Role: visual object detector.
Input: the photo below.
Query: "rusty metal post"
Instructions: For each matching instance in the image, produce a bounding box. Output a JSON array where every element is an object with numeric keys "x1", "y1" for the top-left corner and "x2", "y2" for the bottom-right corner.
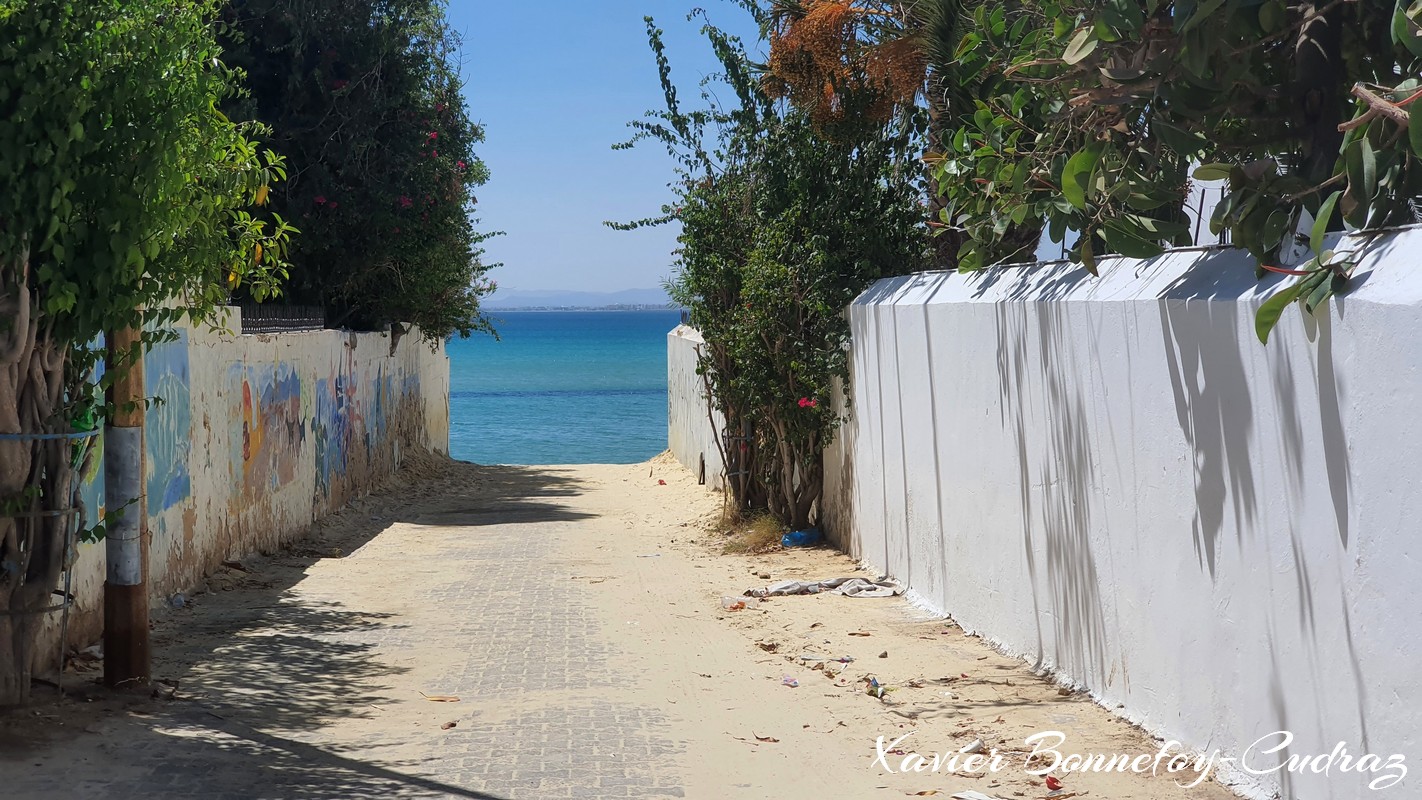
[{"x1": 104, "y1": 326, "x2": 149, "y2": 688}]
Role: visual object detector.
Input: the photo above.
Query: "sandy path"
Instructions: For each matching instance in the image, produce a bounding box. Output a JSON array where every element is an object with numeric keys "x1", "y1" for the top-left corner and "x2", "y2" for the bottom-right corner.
[{"x1": 0, "y1": 455, "x2": 1240, "y2": 800}]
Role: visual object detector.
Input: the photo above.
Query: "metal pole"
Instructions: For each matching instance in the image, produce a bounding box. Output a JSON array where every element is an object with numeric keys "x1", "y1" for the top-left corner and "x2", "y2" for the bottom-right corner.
[{"x1": 104, "y1": 326, "x2": 148, "y2": 688}]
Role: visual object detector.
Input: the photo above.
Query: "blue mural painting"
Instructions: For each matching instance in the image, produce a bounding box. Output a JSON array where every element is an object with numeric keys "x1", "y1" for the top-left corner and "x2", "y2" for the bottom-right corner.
[{"x1": 146, "y1": 331, "x2": 192, "y2": 516}]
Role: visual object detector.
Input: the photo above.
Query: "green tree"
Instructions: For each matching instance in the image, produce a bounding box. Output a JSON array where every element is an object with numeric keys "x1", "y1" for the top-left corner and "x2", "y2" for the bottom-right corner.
[
  {"x1": 618, "y1": 13, "x2": 927, "y2": 529},
  {"x1": 220, "y1": 0, "x2": 496, "y2": 341},
  {"x1": 927, "y1": 1, "x2": 1422, "y2": 340},
  {"x1": 0, "y1": 0, "x2": 291, "y2": 705}
]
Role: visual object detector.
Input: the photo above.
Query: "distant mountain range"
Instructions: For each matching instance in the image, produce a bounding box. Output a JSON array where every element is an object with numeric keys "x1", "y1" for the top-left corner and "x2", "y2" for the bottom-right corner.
[{"x1": 484, "y1": 287, "x2": 674, "y2": 310}]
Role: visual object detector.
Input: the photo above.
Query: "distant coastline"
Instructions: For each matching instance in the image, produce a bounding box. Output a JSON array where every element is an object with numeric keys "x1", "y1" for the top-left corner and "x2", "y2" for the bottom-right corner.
[
  {"x1": 483, "y1": 304, "x2": 679, "y2": 313},
  {"x1": 483, "y1": 287, "x2": 673, "y2": 311}
]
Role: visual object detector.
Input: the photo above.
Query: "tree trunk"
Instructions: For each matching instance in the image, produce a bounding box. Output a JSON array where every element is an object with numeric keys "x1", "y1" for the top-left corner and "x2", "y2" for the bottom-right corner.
[{"x1": 0, "y1": 250, "x2": 72, "y2": 706}]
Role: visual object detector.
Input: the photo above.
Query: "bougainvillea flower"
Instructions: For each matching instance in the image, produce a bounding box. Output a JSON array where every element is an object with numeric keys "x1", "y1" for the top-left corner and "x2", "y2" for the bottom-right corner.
[
  {"x1": 398, "y1": 195, "x2": 413, "y2": 209},
  {"x1": 428, "y1": 131, "x2": 438, "y2": 140},
  {"x1": 314, "y1": 195, "x2": 327, "y2": 205}
]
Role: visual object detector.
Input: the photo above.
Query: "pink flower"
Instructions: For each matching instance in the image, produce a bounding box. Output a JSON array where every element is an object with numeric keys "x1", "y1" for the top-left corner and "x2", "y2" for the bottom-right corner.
[
  {"x1": 431, "y1": 150, "x2": 438, "y2": 158},
  {"x1": 314, "y1": 195, "x2": 327, "y2": 205},
  {"x1": 798, "y1": 397, "x2": 818, "y2": 409},
  {"x1": 456, "y1": 160, "x2": 466, "y2": 170},
  {"x1": 398, "y1": 195, "x2": 413, "y2": 209},
  {"x1": 428, "y1": 131, "x2": 439, "y2": 140}
]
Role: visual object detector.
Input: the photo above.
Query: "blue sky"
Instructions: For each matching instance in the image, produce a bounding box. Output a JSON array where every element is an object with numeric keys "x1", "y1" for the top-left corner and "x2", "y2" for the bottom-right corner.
[{"x1": 449, "y1": 2, "x2": 763, "y2": 293}]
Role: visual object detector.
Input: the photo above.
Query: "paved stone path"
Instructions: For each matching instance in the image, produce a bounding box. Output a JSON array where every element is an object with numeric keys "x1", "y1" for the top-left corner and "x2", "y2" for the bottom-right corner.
[{"x1": 0, "y1": 459, "x2": 1242, "y2": 800}]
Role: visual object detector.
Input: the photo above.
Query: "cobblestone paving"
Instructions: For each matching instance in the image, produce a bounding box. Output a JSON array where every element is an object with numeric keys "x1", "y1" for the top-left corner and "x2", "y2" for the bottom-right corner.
[{"x1": 0, "y1": 468, "x2": 684, "y2": 800}]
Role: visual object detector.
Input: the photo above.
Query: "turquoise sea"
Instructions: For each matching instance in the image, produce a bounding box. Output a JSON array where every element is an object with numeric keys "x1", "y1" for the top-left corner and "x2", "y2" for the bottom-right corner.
[{"x1": 447, "y1": 310, "x2": 682, "y2": 465}]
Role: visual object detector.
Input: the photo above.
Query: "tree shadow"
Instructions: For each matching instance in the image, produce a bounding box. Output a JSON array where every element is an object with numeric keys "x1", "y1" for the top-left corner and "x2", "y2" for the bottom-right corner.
[{"x1": 1, "y1": 458, "x2": 593, "y2": 799}]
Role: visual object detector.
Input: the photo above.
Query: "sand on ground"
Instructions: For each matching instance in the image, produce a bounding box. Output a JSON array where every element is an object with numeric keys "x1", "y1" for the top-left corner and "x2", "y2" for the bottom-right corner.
[{"x1": 0, "y1": 454, "x2": 1242, "y2": 800}]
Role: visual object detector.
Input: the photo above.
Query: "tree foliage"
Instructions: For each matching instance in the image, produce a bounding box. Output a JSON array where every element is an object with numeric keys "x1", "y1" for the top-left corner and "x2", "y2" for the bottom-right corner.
[
  {"x1": 0, "y1": 0, "x2": 291, "y2": 704},
  {"x1": 762, "y1": 2, "x2": 1422, "y2": 341},
  {"x1": 929, "y1": 0, "x2": 1422, "y2": 339},
  {"x1": 220, "y1": 0, "x2": 496, "y2": 340},
  {"x1": 617, "y1": 13, "x2": 927, "y2": 529}
]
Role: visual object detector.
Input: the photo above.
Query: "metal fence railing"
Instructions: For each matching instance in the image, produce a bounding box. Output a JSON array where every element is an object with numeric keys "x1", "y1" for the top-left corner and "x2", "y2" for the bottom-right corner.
[{"x1": 239, "y1": 305, "x2": 326, "y2": 334}]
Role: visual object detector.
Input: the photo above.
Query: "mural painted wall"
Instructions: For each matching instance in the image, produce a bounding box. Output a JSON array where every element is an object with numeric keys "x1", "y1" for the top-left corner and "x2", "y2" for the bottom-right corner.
[{"x1": 38, "y1": 313, "x2": 449, "y2": 666}]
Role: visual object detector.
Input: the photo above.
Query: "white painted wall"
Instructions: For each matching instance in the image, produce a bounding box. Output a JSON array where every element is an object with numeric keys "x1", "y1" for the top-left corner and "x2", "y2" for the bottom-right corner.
[
  {"x1": 667, "y1": 325, "x2": 725, "y2": 490},
  {"x1": 830, "y1": 229, "x2": 1422, "y2": 800}
]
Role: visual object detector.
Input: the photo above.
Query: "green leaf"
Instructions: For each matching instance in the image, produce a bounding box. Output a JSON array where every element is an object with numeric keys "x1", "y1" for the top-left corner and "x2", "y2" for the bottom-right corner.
[
  {"x1": 1126, "y1": 215, "x2": 1192, "y2": 239},
  {"x1": 1304, "y1": 271, "x2": 1336, "y2": 314},
  {"x1": 1062, "y1": 144, "x2": 1102, "y2": 210},
  {"x1": 1343, "y1": 139, "x2": 1372, "y2": 227},
  {"x1": 1063, "y1": 28, "x2": 1099, "y2": 65},
  {"x1": 1079, "y1": 234, "x2": 1098, "y2": 275},
  {"x1": 1102, "y1": 220, "x2": 1165, "y2": 258},
  {"x1": 1192, "y1": 163, "x2": 1233, "y2": 181},
  {"x1": 1310, "y1": 190, "x2": 1342, "y2": 253},
  {"x1": 1395, "y1": 0, "x2": 1422, "y2": 58},
  {"x1": 1360, "y1": 136, "x2": 1377, "y2": 202},
  {"x1": 1255, "y1": 280, "x2": 1307, "y2": 344},
  {"x1": 1154, "y1": 120, "x2": 1207, "y2": 157},
  {"x1": 1261, "y1": 207, "x2": 1292, "y2": 252}
]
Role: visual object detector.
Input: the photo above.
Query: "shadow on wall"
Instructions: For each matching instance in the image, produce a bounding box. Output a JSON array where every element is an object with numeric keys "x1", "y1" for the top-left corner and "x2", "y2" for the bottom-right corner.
[
  {"x1": 8, "y1": 460, "x2": 588, "y2": 799},
  {"x1": 993, "y1": 290, "x2": 1110, "y2": 686},
  {"x1": 1157, "y1": 259, "x2": 1261, "y2": 579}
]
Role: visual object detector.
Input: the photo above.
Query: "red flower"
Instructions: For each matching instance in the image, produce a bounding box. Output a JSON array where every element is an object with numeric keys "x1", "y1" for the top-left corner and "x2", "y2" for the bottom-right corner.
[
  {"x1": 398, "y1": 195, "x2": 413, "y2": 209},
  {"x1": 456, "y1": 160, "x2": 467, "y2": 170},
  {"x1": 314, "y1": 195, "x2": 327, "y2": 205},
  {"x1": 428, "y1": 131, "x2": 438, "y2": 140},
  {"x1": 431, "y1": 150, "x2": 438, "y2": 158},
  {"x1": 798, "y1": 397, "x2": 819, "y2": 409}
]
